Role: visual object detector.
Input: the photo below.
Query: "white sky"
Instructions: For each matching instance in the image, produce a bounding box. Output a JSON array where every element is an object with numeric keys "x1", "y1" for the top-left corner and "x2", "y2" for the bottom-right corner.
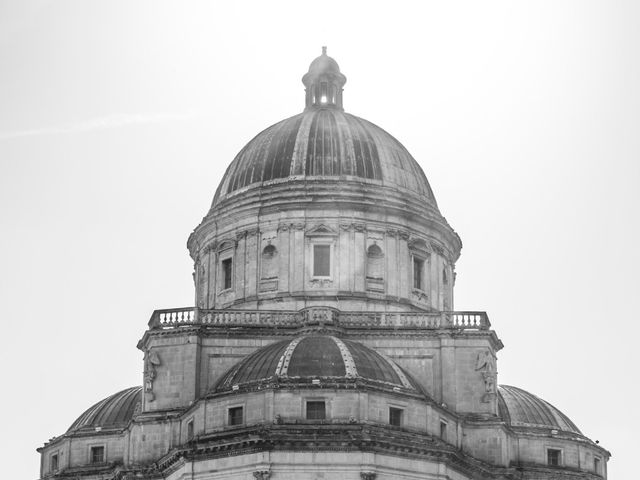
[{"x1": 1, "y1": 1, "x2": 638, "y2": 478}]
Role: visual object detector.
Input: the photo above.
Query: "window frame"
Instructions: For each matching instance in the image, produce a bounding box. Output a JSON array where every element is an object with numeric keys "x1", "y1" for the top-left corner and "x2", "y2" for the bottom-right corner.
[
  {"x1": 594, "y1": 456, "x2": 602, "y2": 474},
  {"x1": 227, "y1": 405, "x2": 244, "y2": 426},
  {"x1": 186, "y1": 418, "x2": 194, "y2": 440},
  {"x1": 89, "y1": 444, "x2": 105, "y2": 464},
  {"x1": 305, "y1": 400, "x2": 327, "y2": 420},
  {"x1": 412, "y1": 255, "x2": 425, "y2": 291},
  {"x1": 388, "y1": 406, "x2": 404, "y2": 427},
  {"x1": 50, "y1": 452, "x2": 59, "y2": 472},
  {"x1": 218, "y1": 248, "x2": 234, "y2": 292},
  {"x1": 546, "y1": 447, "x2": 563, "y2": 466},
  {"x1": 311, "y1": 243, "x2": 333, "y2": 279},
  {"x1": 439, "y1": 419, "x2": 448, "y2": 441}
]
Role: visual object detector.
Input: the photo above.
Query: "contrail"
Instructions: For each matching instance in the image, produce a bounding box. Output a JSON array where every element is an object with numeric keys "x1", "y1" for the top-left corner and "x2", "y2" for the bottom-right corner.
[{"x1": 0, "y1": 111, "x2": 195, "y2": 140}]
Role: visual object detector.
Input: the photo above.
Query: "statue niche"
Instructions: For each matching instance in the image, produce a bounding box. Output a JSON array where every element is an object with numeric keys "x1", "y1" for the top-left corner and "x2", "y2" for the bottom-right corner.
[{"x1": 259, "y1": 244, "x2": 278, "y2": 292}]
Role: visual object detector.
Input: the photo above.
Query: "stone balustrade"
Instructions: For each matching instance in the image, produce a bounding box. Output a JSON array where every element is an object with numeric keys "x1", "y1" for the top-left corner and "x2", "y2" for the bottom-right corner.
[{"x1": 148, "y1": 307, "x2": 490, "y2": 331}]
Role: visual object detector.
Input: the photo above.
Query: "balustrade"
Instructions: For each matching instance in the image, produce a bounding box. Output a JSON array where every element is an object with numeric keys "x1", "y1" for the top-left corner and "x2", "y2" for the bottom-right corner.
[{"x1": 148, "y1": 307, "x2": 489, "y2": 330}]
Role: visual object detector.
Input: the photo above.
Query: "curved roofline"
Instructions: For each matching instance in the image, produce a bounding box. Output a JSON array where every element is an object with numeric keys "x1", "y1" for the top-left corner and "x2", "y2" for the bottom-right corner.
[
  {"x1": 212, "y1": 335, "x2": 429, "y2": 398},
  {"x1": 210, "y1": 109, "x2": 440, "y2": 210},
  {"x1": 67, "y1": 386, "x2": 142, "y2": 433},
  {"x1": 497, "y1": 384, "x2": 582, "y2": 435}
]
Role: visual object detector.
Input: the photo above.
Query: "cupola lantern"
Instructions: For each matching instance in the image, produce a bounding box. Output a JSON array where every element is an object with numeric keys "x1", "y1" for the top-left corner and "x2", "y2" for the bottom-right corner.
[{"x1": 302, "y1": 46, "x2": 347, "y2": 109}]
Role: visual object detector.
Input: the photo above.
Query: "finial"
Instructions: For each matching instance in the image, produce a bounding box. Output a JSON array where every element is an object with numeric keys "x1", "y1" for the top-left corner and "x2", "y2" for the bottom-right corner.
[{"x1": 322, "y1": 46, "x2": 327, "y2": 55}]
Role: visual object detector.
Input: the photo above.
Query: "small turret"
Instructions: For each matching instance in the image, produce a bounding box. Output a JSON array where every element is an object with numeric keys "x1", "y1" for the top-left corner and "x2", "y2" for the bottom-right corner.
[{"x1": 302, "y1": 46, "x2": 347, "y2": 109}]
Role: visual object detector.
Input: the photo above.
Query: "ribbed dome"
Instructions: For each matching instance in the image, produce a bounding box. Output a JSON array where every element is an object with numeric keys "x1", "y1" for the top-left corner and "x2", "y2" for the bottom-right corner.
[
  {"x1": 214, "y1": 335, "x2": 424, "y2": 394},
  {"x1": 67, "y1": 387, "x2": 141, "y2": 433},
  {"x1": 498, "y1": 385, "x2": 581, "y2": 434},
  {"x1": 212, "y1": 109, "x2": 437, "y2": 207}
]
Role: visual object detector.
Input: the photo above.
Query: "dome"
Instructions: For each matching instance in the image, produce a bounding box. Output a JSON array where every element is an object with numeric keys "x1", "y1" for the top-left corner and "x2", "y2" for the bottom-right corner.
[
  {"x1": 304, "y1": 46, "x2": 342, "y2": 77},
  {"x1": 212, "y1": 108, "x2": 437, "y2": 207},
  {"x1": 498, "y1": 385, "x2": 582, "y2": 434},
  {"x1": 67, "y1": 386, "x2": 141, "y2": 433},
  {"x1": 214, "y1": 335, "x2": 425, "y2": 395}
]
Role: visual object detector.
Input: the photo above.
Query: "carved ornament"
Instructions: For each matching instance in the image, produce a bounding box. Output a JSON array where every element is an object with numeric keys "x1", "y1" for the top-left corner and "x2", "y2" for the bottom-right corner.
[
  {"x1": 305, "y1": 224, "x2": 337, "y2": 236},
  {"x1": 430, "y1": 242, "x2": 445, "y2": 256},
  {"x1": 144, "y1": 349, "x2": 161, "y2": 402},
  {"x1": 309, "y1": 278, "x2": 333, "y2": 288},
  {"x1": 367, "y1": 230, "x2": 384, "y2": 241},
  {"x1": 475, "y1": 350, "x2": 497, "y2": 403}
]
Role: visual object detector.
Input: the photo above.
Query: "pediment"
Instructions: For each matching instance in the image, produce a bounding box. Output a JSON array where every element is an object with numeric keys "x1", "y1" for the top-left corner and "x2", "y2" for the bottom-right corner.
[{"x1": 305, "y1": 224, "x2": 338, "y2": 237}]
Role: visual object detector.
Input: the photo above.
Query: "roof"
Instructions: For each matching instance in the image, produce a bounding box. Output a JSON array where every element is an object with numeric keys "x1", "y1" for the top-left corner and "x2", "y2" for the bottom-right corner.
[
  {"x1": 214, "y1": 335, "x2": 425, "y2": 395},
  {"x1": 498, "y1": 385, "x2": 582, "y2": 434},
  {"x1": 211, "y1": 108, "x2": 437, "y2": 208},
  {"x1": 67, "y1": 386, "x2": 141, "y2": 433}
]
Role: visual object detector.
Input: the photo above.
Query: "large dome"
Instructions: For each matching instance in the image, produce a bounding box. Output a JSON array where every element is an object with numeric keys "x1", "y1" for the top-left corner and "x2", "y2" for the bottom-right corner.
[
  {"x1": 210, "y1": 47, "x2": 438, "y2": 210},
  {"x1": 213, "y1": 335, "x2": 426, "y2": 396},
  {"x1": 212, "y1": 109, "x2": 437, "y2": 208}
]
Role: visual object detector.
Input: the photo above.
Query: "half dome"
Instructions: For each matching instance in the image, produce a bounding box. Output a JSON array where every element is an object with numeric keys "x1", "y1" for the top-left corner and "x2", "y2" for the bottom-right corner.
[
  {"x1": 498, "y1": 385, "x2": 581, "y2": 434},
  {"x1": 214, "y1": 335, "x2": 425, "y2": 395},
  {"x1": 212, "y1": 109, "x2": 437, "y2": 208},
  {"x1": 67, "y1": 386, "x2": 141, "y2": 433}
]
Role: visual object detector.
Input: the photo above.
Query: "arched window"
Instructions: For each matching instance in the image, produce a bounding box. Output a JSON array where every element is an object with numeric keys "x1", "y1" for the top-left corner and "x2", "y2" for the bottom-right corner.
[
  {"x1": 261, "y1": 244, "x2": 278, "y2": 280},
  {"x1": 366, "y1": 244, "x2": 384, "y2": 292}
]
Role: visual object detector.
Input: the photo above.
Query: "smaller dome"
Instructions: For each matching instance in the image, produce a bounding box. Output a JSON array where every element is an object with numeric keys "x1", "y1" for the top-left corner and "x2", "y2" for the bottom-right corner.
[
  {"x1": 214, "y1": 335, "x2": 424, "y2": 395},
  {"x1": 67, "y1": 387, "x2": 141, "y2": 433},
  {"x1": 306, "y1": 46, "x2": 341, "y2": 76},
  {"x1": 498, "y1": 385, "x2": 581, "y2": 434}
]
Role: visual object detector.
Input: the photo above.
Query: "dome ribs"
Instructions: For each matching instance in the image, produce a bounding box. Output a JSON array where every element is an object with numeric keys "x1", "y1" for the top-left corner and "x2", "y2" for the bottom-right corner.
[
  {"x1": 67, "y1": 387, "x2": 142, "y2": 433},
  {"x1": 262, "y1": 116, "x2": 302, "y2": 182},
  {"x1": 497, "y1": 385, "x2": 582, "y2": 434},
  {"x1": 348, "y1": 116, "x2": 382, "y2": 181},
  {"x1": 287, "y1": 336, "x2": 346, "y2": 377},
  {"x1": 346, "y1": 340, "x2": 399, "y2": 385},
  {"x1": 305, "y1": 110, "x2": 321, "y2": 176},
  {"x1": 211, "y1": 336, "x2": 422, "y2": 395},
  {"x1": 233, "y1": 340, "x2": 289, "y2": 385},
  {"x1": 216, "y1": 110, "x2": 437, "y2": 209}
]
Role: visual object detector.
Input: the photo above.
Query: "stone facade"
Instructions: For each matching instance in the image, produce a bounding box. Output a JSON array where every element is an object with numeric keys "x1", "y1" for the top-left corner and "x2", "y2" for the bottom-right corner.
[{"x1": 37, "y1": 49, "x2": 609, "y2": 480}]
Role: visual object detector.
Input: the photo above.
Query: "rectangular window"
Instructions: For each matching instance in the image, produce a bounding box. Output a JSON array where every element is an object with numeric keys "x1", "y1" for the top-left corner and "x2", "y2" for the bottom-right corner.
[
  {"x1": 306, "y1": 401, "x2": 326, "y2": 420},
  {"x1": 90, "y1": 446, "x2": 104, "y2": 464},
  {"x1": 547, "y1": 448, "x2": 562, "y2": 466},
  {"x1": 222, "y1": 258, "x2": 232, "y2": 290},
  {"x1": 594, "y1": 457, "x2": 601, "y2": 474},
  {"x1": 413, "y1": 257, "x2": 424, "y2": 290},
  {"x1": 50, "y1": 453, "x2": 58, "y2": 472},
  {"x1": 440, "y1": 420, "x2": 448, "y2": 441},
  {"x1": 228, "y1": 406, "x2": 244, "y2": 426},
  {"x1": 389, "y1": 407, "x2": 403, "y2": 426},
  {"x1": 186, "y1": 419, "x2": 194, "y2": 440},
  {"x1": 313, "y1": 244, "x2": 331, "y2": 277}
]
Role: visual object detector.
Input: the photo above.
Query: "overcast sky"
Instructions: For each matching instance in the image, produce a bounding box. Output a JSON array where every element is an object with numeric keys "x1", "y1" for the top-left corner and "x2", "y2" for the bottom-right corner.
[{"x1": 1, "y1": 1, "x2": 638, "y2": 478}]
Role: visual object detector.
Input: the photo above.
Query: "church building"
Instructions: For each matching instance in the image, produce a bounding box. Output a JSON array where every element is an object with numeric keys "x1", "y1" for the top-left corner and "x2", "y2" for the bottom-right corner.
[{"x1": 38, "y1": 49, "x2": 609, "y2": 480}]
